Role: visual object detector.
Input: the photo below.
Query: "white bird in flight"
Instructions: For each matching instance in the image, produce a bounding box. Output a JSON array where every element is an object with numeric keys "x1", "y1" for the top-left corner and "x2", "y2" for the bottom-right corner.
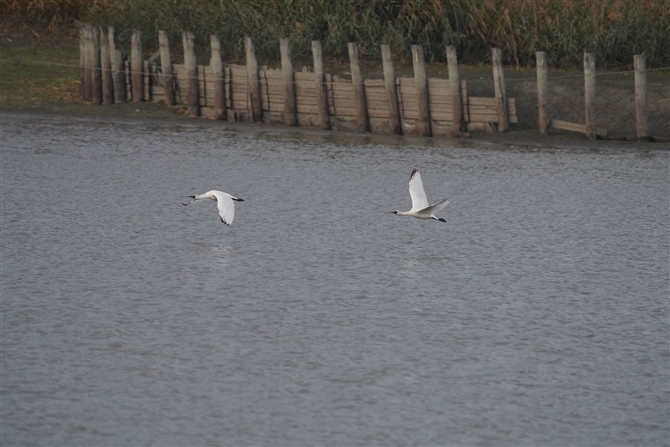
[
  {"x1": 392, "y1": 168, "x2": 449, "y2": 222},
  {"x1": 183, "y1": 190, "x2": 244, "y2": 225}
]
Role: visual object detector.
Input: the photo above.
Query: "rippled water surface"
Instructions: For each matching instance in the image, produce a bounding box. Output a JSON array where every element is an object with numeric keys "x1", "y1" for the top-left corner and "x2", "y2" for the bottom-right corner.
[{"x1": 2, "y1": 112, "x2": 668, "y2": 446}]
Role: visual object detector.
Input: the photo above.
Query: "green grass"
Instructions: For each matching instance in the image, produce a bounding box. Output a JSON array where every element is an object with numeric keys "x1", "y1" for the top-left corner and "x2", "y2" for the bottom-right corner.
[
  {"x1": 1, "y1": 39, "x2": 81, "y2": 106},
  {"x1": 3, "y1": 0, "x2": 669, "y2": 69},
  {"x1": 84, "y1": 0, "x2": 670, "y2": 69}
]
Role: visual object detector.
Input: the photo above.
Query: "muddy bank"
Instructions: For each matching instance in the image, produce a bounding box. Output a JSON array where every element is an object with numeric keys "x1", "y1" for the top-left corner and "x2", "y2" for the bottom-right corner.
[
  {"x1": 43, "y1": 68, "x2": 670, "y2": 145},
  {"x1": 2, "y1": 24, "x2": 668, "y2": 145},
  {"x1": 3, "y1": 98, "x2": 666, "y2": 154},
  {"x1": 2, "y1": 35, "x2": 667, "y2": 149}
]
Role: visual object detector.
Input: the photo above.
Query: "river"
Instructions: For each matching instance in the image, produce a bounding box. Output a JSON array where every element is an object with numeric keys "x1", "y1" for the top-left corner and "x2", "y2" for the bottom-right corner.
[{"x1": 1, "y1": 112, "x2": 668, "y2": 445}]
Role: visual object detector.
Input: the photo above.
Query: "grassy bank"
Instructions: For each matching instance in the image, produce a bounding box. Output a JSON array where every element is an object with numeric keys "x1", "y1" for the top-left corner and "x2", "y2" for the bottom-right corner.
[
  {"x1": 2, "y1": 0, "x2": 669, "y2": 68},
  {"x1": 3, "y1": 31, "x2": 668, "y2": 142},
  {"x1": 0, "y1": 39, "x2": 80, "y2": 107},
  {"x1": 0, "y1": 34, "x2": 186, "y2": 120}
]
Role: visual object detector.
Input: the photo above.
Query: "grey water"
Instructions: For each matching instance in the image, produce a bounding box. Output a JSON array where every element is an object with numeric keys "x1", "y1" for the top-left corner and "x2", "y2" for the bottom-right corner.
[{"x1": 1, "y1": 112, "x2": 668, "y2": 446}]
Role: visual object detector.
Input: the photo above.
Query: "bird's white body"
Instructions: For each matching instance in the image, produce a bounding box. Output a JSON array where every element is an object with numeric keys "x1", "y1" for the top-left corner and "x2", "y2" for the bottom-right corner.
[
  {"x1": 393, "y1": 169, "x2": 449, "y2": 222},
  {"x1": 183, "y1": 190, "x2": 244, "y2": 225}
]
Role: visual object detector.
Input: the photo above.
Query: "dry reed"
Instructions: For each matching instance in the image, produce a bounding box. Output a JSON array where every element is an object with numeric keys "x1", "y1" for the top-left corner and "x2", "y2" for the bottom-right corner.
[{"x1": 3, "y1": 0, "x2": 669, "y2": 68}]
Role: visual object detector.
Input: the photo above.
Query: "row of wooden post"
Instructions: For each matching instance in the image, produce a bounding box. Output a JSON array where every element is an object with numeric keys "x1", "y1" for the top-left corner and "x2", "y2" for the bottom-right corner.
[
  {"x1": 80, "y1": 23, "x2": 476, "y2": 137},
  {"x1": 536, "y1": 51, "x2": 651, "y2": 141},
  {"x1": 80, "y1": 23, "x2": 652, "y2": 141},
  {"x1": 80, "y1": 24, "x2": 125, "y2": 104}
]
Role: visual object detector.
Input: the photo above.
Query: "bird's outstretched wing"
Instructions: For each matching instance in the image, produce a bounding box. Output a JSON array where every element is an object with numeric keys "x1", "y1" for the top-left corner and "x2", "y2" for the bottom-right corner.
[
  {"x1": 424, "y1": 197, "x2": 449, "y2": 214},
  {"x1": 408, "y1": 168, "x2": 429, "y2": 211},
  {"x1": 214, "y1": 193, "x2": 235, "y2": 225}
]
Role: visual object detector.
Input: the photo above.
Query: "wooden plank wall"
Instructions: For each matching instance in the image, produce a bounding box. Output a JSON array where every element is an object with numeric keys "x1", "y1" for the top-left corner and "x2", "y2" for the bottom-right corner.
[
  {"x1": 81, "y1": 27, "x2": 659, "y2": 141},
  {"x1": 128, "y1": 55, "x2": 519, "y2": 136}
]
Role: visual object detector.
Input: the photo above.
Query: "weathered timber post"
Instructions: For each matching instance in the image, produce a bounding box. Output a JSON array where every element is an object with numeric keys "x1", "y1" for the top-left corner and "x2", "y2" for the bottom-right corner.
[
  {"x1": 130, "y1": 30, "x2": 143, "y2": 102},
  {"x1": 491, "y1": 47, "x2": 508, "y2": 131},
  {"x1": 84, "y1": 24, "x2": 95, "y2": 102},
  {"x1": 634, "y1": 54, "x2": 649, "y2": 141},
  {"x1": 182, "y1": 31, "x2": 200, "y2": 116},
  {"x1": 143, "y1": 60, "x2": 151, "y2": 100},
  {"x1": 584, "y1": 52, "x2": 596, "y2": 140},
  {"x1": 81, "y1": 24, "x2": 92, "y2": 101},
  {"x1": 108, "y1": 27, "x2": 126, "y2": 103},
  {"x1": 81, "y1": 23, "x2": 97, "y2": 102},
  {"x1": 412, "y1": 44, "x2": 431, "y2": 137},
  {"x1": 79, "y1": 25, "x2": 86, "y2": 100},
  {"x1": 158, "y1": 30, "x2": 176, "y2": 106},
  {"x1": 244, "y1": 37, "x2": 262, "y2": 122},
  {"x1": 99, "y1": 26, "x2": 113, "y2": 105},
  {"x1": 446, "y1": 46, "x2": 463, "y2": 136},
  {"x1": 89, "y1": 25, "x2": 102, "y2": 104},
  {"x1": 85, "y1": 24, "x2": 96, "y2": 102},
  {"x1": 381, "y1": 44, "x2": 401, "y2": 135},
  {"x1": 280, "y1": 38, "x2": 297, "y2": 126},
  {"x1": 311, "y1": 40, "x2": 330, "y2": 130},
  {"x1": 536, "y1": 51, "x2": 550, "y2": 135},
  {"x1": 210, "y1": 35, "x2": 225, "y2": 120},
  {"x1": 348, "y1": 42, "x2": 369, "y2": 133},
  {"x1": 461, "y1": 79, "x2": 469, "y2": 123},
  {"x1": 124, "y1": 59, "x2": 131, "y2": 99},
  {"x1": 80, "y1": 24, "x2": 98, "y2": 103}
]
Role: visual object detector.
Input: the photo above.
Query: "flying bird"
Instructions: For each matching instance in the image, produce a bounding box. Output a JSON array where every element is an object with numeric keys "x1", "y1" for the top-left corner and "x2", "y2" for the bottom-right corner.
[
  {"x1": 183, "y1": 190, "x2": 244, "y2": 225},
  {"x1": 392, "y1": 168, "x2": 449, "y2": 222}
]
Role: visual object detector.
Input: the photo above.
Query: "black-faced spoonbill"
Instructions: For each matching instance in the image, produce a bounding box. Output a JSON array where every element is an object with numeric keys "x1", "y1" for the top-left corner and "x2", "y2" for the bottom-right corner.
[
  {"x1": 183, "y1": 190, "x2": 244, "y2": 225},
  {"x1": 392, "y1": 168, "x2": 449, "y2": 222}
]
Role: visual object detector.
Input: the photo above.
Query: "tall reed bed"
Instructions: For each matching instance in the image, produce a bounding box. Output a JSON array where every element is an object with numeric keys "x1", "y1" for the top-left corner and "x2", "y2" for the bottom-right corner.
[
  {"x1": 1, "y1": 0, "x2": 111, "y2": 30},
  {"x1": 4, "y1": 0, "x2": 669, "y2": 68}
]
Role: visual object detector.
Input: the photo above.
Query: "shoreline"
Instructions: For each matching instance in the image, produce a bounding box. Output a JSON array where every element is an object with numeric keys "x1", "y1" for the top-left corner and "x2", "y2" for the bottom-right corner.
[
  {"x1": 2, "y1": 32, "x2": 667, "y2": 150},
  {"x1": 3, "y1": 101, "x2": 667, "y2": 153}
]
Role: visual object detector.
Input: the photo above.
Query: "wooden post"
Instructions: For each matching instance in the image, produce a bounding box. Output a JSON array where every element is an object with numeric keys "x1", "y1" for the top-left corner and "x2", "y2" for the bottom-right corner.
[
  {"x1": 412, "y1": 44, "x2": 431, "y2": 137},
  {"x1": 210, "y1": 35, "x2": 225, "y2": 120},
  {"x1": 83, "y1": 23, "x2": 96, "y2": 102},
  {"x1": 446, "y1": 46, "x2": 463, "y2": 136},
  {"x1": 182, "y1": 31, "x2": 200, "y2": 116},
  {"x1": 312, "y1": 40, "x2": 331, "y2": 130},
  {"x1": 491, "y1": 47, "x2": 508, "y2": 131},
  {"x1": 348, "y1": 42, "x2": 369, "y2": 133},
  {"x1": 79, "y1": 25, "x2": 86, "y2": 100},
  {"x1": 584, "y1": 52, "x2": 596, "y2": 140},
  {"x1": 536, "y1": 51, "x2": 550, "y2": 135},
  {"x1": 280, "y1": 38, "x2": 297, "y2": 127},
  {"x1": 89, "y1": 25, "x2": 102, "y2": 104},
  {"x1": 124, "y1": 59, "x2": 131, "y2": 100},
  {"x1": 99, "y1": 26, "x2": 113, "y2": 105},
  {"x1": 84, "y1": 24, "x2": 95, "y2": 102},
  {"x1": 381, "y1": 44, "x2": 401, "y2": 135},
  {"x1": 158, "y1": 30, "x2": 176, "y2": 106},
  {"x1": 82, "y1": 24, "x2": 93, "y2": 101},
  {"x1": 143, "y1": 60, "x2": 151, "y2": 101},
  {"x1": 130, "y1": 30, "x2": 143, "y2": 102},
  {"x1": 634, "y1": 54, "x2": 649, "y2": 141},
  {"x1": 244, "y1": 37, "x2": 262, "y2": 122},
  {"x1": 108, "y1": 27, "x2": 126, "y2": 104},
  {"x1": 85, "y1": 24, "x2": 96, "y2": 102}
]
